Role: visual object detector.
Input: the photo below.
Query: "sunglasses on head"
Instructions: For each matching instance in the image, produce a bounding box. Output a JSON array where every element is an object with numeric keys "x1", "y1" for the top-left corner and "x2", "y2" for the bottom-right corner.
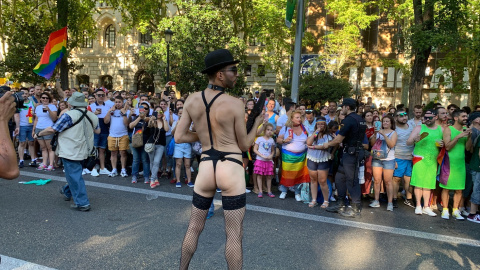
[
  {"x1": 305, "y1": 110, "x2": 313, "y2": 114},
  {"x1": 397, "y1": 112, "x2": 407, "y2": 116}
]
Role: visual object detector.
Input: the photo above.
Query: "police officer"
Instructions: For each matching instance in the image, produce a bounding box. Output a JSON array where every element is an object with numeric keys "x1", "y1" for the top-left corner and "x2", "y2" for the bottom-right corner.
[{"x1": 322, "y1": 98, "x2": 367, "y2": 217}]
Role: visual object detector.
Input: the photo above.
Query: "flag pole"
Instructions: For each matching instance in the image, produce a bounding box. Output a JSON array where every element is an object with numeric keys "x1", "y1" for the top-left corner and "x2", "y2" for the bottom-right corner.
[{"x1": 290, "y1": 0, "x2": 304, "y2": 104}]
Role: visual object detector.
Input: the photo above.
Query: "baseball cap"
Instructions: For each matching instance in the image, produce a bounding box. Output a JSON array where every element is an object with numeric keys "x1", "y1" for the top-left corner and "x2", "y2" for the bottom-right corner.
[{"x1": 339, "y1": 98, "x2": 356, "y2": 107}]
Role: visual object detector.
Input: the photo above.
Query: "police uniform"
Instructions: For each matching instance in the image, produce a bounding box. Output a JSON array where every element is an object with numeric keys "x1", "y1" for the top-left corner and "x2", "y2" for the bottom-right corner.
[{"x1": 329, "y1": 98, "x2": 367, "y2": 217}]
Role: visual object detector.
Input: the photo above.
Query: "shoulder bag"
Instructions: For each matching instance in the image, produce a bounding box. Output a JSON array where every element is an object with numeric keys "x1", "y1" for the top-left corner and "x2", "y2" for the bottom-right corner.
[
  {"x1": 51, "y1": 109, "x2": 88, "y2": 151},
  {"x1": 132, "y1": 121, "x2": 145, "y2": 148}
]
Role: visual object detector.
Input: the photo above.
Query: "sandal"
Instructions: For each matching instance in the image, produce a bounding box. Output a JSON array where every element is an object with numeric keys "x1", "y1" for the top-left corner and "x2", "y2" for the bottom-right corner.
[
  {"x1": 308, "y1": 201, "x2": 318, "y2": 208},
  {"x1": 320, "y1": 201, "x2": 329, "y2": 209}
]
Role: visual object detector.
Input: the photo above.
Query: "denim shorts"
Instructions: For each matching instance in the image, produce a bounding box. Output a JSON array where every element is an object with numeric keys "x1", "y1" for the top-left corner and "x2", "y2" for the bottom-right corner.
[
  {"x1": 307, "y1": 159, "x2": 330, "y2": 171},
  {"x1": 19, "y1": 126, "x2": 34, "y2": 142},
  {"x1": 94, "y1": 133, "x2": 109, "y2": 149},
  {"x1": 393, "y1": 158, "x2": 413, "y2": 177},
  {"x1": 173, "y1": 143, "x2": 192, "y2": 159},
  {"x1": 471, "y1": 171, "x2": 480, "y2": 205},
  {"x1": 372, "y1": 158, "x2": 395, "y2": 170},
  {"x1": 35, "y1": 128, "x2": 54, "y2": 140}
]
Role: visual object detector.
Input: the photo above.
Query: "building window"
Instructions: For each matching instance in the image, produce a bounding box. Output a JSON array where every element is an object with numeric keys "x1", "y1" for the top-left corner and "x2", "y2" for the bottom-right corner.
[
  {"x1": 245, "y1": 65, "x2": 252, "y2": 76},
  {"x1": 140, "y1": 31, "x2": 152, "y2": 45},
  {"x1": 100, "y1": 75, "x2": 113, "y2": 90},
  {"x1": 257, "y1": 65, "x2": 266, "y2": 77},
  {"x1": 105, "y1": 24, "x2": 116, "y2": 48},
  {"x1": 81, "y1": 31, "x2": 93, "y2": 48}
]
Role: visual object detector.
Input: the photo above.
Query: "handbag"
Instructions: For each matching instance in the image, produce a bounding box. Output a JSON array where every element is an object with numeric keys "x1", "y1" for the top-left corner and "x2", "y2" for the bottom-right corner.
[
  {"x1": 371, "y1": 132, "x2": 392, "y2": 160},
  {"x1": 84, "y1": 147, "x2": 98, "y2": 171},
  {"x1": 144, "y1": 127, "x2": 159, "y2": 153},
  {"x1": 132, "y1": 122, "x2": 145, "y2": 148}
]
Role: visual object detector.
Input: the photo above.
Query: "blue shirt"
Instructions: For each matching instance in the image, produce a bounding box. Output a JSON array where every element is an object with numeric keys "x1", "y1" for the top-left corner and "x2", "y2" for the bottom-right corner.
[{"x1": 53, "y1": 111, "x2": 99, "y2": 133}]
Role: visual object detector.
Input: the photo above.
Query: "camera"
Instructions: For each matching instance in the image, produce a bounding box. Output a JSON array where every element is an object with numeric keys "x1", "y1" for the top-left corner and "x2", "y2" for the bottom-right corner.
[{"x1": 0, "y1": 85, "x2": 24, "y2": 109}]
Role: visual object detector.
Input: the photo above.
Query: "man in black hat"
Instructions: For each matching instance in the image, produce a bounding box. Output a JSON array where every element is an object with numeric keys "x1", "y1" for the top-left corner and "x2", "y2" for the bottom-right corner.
[
  {"x1": 323, "y1": 98, "x2": 367, "y2": 217},
  {"x1": 175, "y1": 49, "x2": 263, "y2": 269}
]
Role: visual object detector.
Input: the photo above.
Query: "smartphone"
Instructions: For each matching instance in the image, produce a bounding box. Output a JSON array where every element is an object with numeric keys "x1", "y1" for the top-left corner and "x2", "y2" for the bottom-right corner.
[
  {"x1": 152, "y1": 111, "x2": 158, "y2": 118},
  {"x1": 374, "y1": 121, "x2": 382, "y2": 131},
  {"x1": 139, "y1": 105, "x2": 145, "y2": 113}
]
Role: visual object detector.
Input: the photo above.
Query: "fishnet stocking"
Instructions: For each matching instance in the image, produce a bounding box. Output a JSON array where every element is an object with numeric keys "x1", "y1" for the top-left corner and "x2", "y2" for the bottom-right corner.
[
  {"x1": 223, "y1": 207, "x2": 246, "y2": 270},
  {"x1": 180, "y1": 206, "x2": 209, "y2": 270}
]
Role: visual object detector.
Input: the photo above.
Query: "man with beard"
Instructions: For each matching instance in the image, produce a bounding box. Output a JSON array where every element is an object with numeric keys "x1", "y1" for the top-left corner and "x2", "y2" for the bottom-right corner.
[
  {"x1": 325, "y1": 101, "x2": 337, "y2": 124},
  {"x1": 440, "y1": 110, "x2": 470, "y2": 220},
  {"x1": 392, "y1": 109, "x2": 415, "y2": 208},
  {"x1": 176, "y1": 49, "x2": 263, "y2": 269},
  {"x1": 407, "y1": 110, "x2": 444, "y2": 216},
  {"x1": 435, "y1": 107, "x2": 448, "y2": 127},
  {"x1": 408, "y1": 105, "x2": 423, "y2": 127}
]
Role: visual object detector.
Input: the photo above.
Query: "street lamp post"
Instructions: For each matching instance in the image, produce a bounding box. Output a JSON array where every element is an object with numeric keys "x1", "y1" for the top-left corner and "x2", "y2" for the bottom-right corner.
[
  {"x1": 355, "y1": 55, "x2": 362, "y2": 100},
  {"x1": 164, "y1": 28, "x2": 174, "y2": 83}
]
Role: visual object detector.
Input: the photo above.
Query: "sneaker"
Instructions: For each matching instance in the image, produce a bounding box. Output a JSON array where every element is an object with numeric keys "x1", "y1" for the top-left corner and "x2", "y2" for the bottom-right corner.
[
  {"x1": 187, "y1": 182, "x2": 194, "y2": 188},
  {"x1": 91, "y1": 168, "x2": 100, "y2": 177},
  {"x1": 139, "y1": 171, "x2": 144, "y2": 176},
  {"x1": 108, "y1": 169, "x2": 118, "y2": 177},
  {"x1": 423, "y1": 207, "x2": 437, "y2": 217},
  {"x1": 268, "y1": 192, "x2": 275, "y2": 198},
  {"x1": 19, "y1": 161, "x2": 24, "y2": 168},
  {"x1": 258, "y1": 192, "x2": 263, "y2": 198},
  {"x1": 404, "y1": 199, "x2": 415, "y2": 208},
  {"x1": 431, "y1": 203, "x2": 438, "y2": 210},
  {"x1": 279, "y1": 192, "x2": 287, "y2": 199},
  {"x1": 45, "y1": 165, "x2": 55, "y2": 171},
  {"x1": 295, "y1": 194, "x2": 302, "y2": 202},
  {"x1": 246, "y1": 189, "x2": 251, "y2": 193},
  {"x1": 216, "y1": 188, "x2": 221, "y2": 193},
  {"x1": 144, "y1": 178, "x2": 150, "y2": 184},
  {"x1": 150, "y1": 180, "x2": 157, "y2": 189},
  {"x1": 154, "y1": 180, "x2": 160, "y2": 187},
  {"x1": 415, "y1": 206, "x2": 423, "y2": 215},
  {"x1": 176, "y1": 182, "x2": 181, "y2": 188},
  {"x1": 467, "y1": 214, "x2": 480, "y2": 223},
  {"x1": 441, "y1": 209, "x2": 450, "y2": 220},
  {"x1": 369, "y1": 200, "x2": 380, "y2": 208},
  {"x1": 99, "y1": 168, "x2": 110, "y2": 175},
  {"x1": 452, "y1": 210, "x2": 465, "y2": 220},
  {"x1": 36, "y1": 163, "x2": 47, "y2": 170},
  {"x1": 131, "y1": 176, "x2": 137, "y2": 183},
  {"x1": 387, "y1": 203, "x2": 394, "y2": 211},
  {"x1": 459, "y1": 208, "x2": 469, "y2": 216},
  {"x1": 329, "y1": 195, "x2": 336, "y2": 202},
  {"x1": 392, "y1": 199, "x2": 398, "y2": 208},
  {"x1": 190, "y1": 167, "x2": 194, "y2": 172},
  {"x1": 120, "y1": 170, "x2": 128, "y2": 177},
  {"x1": 29, "y1": 160, "x2": 37, "y2": 167},
  {"x1": 170, "y1": 179, "x2": 177, "y2": 184}
]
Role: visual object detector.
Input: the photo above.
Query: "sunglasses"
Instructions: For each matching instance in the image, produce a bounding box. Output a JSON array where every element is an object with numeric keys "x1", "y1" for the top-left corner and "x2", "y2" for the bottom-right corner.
[
  {"x1": 424, "y1": 116, "x2": 434, "y2": 120},
  {"x1": 96, "y1": 94, "x2": 105, "y2": 97},
  {"x1": 397, "y1": 112, "x2": 407, "y2": 116},
  {"x1": 41, "y1": 97, "x2": 49, "y2": 100},
  {"x1": 222, "y1": 67, "x2": 238, "y2": 74}
]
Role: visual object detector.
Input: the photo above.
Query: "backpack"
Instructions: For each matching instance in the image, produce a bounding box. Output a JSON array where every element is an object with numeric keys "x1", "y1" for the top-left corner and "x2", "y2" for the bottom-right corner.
[{"x1": 299, "y1": 182, "x2": 311, "y2": 204}]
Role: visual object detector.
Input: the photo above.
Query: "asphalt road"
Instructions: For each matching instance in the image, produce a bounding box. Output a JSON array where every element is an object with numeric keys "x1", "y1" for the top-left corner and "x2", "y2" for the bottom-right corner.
[{"x1": 1, "y1": 166, "x2": 479, "y2": 270}]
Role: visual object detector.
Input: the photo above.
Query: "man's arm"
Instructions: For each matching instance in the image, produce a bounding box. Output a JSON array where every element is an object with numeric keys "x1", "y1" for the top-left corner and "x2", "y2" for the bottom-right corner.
[
  {"x1": 174, "y1": 100, "x2": 199, "y2": 143},
  {"x1": 406, "y1": 125, "x2": 422, "y2": 146},
  {"x1": 55, "y1": 78, "x2": 65, "y2": 99},
  {"x1": 0, "y1": 92, "x2": 19, "y2": 179},
  {"x1": 444, "y1": 127, "x2": 470, "y2": 151},
  {"x1": 234, "y1": 100, "x2": 263, "y2": 152}
]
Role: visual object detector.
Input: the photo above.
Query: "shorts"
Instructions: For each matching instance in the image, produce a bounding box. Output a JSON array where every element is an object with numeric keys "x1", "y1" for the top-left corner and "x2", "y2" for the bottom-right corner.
[
  {"x1": 108, "y1": 135, "x2": 130, "y2": 151},
  {"x1": 372, "y1": 158, "x2": 395, "y2": 170},
  {"x1": 19, "y1": 126, "x2": 34, "y2": 142},
  {"x1": 94, "y1": 133, "x2": 108, "y2": 149},
  {"x1": 307, "y1": 159, "x2": 330, "y2": 171},
  {"x1": 173, "y1": 143, "x2": 192, "y2": 159},
  {"x1": 35, "y1": 128, "x2": 54, "y2": 140},
  {"x1": 471, "y1": 171, "x2": 480, "y2": 205},
  {"x1": 393, "y1": 158, "x2": 413, "y2": 177}
]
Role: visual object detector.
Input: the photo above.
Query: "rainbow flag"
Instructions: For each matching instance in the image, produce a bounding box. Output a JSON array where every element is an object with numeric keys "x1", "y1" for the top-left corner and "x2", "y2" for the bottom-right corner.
[
  {"x1": 280, "y1": 149, "x2": 310, "y2": 187},
  {"x1": 33, "y1": 27, "x2": 67, "y2": 79}
]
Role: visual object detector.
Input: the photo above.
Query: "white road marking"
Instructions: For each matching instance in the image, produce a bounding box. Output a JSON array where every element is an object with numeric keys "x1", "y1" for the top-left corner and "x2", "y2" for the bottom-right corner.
[
  {"x1": 20, "y1": 171, "x2": 480, "y2": 248},
  {"x1": 0, "y1": 255, "x2": 56, "y2": 270}
]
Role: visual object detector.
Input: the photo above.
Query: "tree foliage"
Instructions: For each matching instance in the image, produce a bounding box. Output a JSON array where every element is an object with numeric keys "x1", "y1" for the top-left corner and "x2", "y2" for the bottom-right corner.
[{"x1": 285, "y1": 73, "x2": 351, "y2": 103}]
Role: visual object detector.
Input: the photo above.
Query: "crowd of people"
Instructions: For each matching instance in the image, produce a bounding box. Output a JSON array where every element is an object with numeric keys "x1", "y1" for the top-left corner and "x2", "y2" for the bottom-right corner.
[{"x1": 6, "y1": 81, "x2": 480, "y2": 224}]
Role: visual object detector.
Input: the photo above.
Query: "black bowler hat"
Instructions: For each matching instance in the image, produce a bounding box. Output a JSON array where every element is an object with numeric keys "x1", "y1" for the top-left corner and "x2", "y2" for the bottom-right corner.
[
  {"x1": 201, "y1": 49, "x2": 239, "y2": 74},
  {"x1": 339, "y1": 98, "x2": 356, "y2": 107}
]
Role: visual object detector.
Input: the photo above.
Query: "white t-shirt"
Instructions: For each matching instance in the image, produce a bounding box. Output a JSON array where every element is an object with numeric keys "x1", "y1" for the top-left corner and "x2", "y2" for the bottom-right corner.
[
  {"x1": 279, "y1": 126, "x2": 308, "y2": 152},
  {"x1": 89, "y1": 102, "x2": 113, "y2": 118},
  {"x1": 376, "y1": 131, "x2": 396, "y2": 160},
  {"x1": 34, "y1": 104, "x2": 58, "y2": 129},
  {"x1": 109, "y1": 110, "x2": 131, "y2": 137},
  {"x1": 19, "y1": 100, "x2": 35, "y2": 127},
  {"x1": 255, "y1": 136, "x2": 275, "y2": 161},
  {"x1": 276, "y1": 114, "x2": 288, "y2": 131}
]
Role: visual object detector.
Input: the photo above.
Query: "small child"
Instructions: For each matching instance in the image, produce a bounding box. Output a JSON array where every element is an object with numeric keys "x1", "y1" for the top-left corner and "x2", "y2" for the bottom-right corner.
[{"x1": 253, "y1": 123, "x2": 276, "y2": 198}]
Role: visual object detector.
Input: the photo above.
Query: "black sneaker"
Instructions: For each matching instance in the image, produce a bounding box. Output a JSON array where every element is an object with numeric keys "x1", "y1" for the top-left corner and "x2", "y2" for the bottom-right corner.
[
  {"x1": 404, "y1": 199, "x2": 415, "y2": 208},
  {"x1": 392, "y1": 199, "x2": 399, "y2": 208},
  {"x1": 70, "y1": 204, "x2": 91, "y2": 212},
  {"x1": 59, "y1": 187, "x2": 71, "y2": 201},
  {"x1": 29, "y1": 160, "x2": 37, "y2": 167},
  {"x1": 18, "y1": 161, "x2": 24, "y2": 168}
]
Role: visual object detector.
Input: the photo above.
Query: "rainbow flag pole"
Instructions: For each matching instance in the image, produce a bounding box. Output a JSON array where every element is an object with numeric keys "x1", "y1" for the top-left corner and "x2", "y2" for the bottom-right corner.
[{"x1": 33, "y1": 27, "x2": 67, "y2": 79}]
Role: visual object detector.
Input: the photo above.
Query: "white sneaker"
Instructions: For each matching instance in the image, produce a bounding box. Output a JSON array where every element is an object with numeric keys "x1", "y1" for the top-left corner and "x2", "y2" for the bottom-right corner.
[
  {"x1": 99, "y1": 168, "x2": 110, "y2": 175},
  {"x1": 279, "y1": 192, "x2": 287, "y2": 199},
  {"x1": 120, "y1": 169, "x2": 128, "y2": 177},
  {"x1": 441, "y1": 209, "x2": 450, "y2": 220},
  {"x1": 459, "y1": 207, "x2": 469, "y2": 216},
  {"x1": 415, "y1": 206, "x2": 422, "y2": 215},
  {"x1": 245, "y1": 189, "x2": 251, "y2": 193},
  {"x1": 90, "y1": 168, "x2": 100, "y2": 177},
  {"x1": 295, "y1": 194, "x2": 302, "y2": 202},
  {"x1": 109, "y1": 169, "x2": 118, "y2": 177},
  {"x1": 139, "y1": 171, "x2": 144, "y2": 176},
  {"x1": 190, "y1": 167, "x2": 194, "y2": 172},
  {"x1": 452, "y1": 210, "x2": 465, "y2": 220},
  {"x1": 82, "y1": 168, "x2": 91, "y2": 175},
  {"x1": 423, "y1": 207, "x2": 437, "y2": 217}
]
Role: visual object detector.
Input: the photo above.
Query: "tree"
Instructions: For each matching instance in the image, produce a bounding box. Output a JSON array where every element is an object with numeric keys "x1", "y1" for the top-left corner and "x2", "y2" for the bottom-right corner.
[{"x1": 285, "y1": 73, "x2": 351, "y2": 103}]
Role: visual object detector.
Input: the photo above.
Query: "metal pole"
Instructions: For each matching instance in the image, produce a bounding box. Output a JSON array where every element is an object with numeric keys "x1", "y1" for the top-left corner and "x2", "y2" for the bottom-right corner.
[
  {"x1": 166, "y1": 43, "x2": 170, "y2": 82},
  {"x1": 290, "y1": 0, "x2": 304, "y2": 103},
  {"x1": 393, "y1": 66, "x2": 397, "y2": 106}
]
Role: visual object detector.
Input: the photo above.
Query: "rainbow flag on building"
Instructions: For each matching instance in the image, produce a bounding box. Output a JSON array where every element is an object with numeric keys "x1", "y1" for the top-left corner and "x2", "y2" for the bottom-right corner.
[
  {"x1": 33, "y1": 27, "x2": 67, "y2": 79},
  {"x1": 280, "y1": 149, "x2": 310, "y2": 187}
]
